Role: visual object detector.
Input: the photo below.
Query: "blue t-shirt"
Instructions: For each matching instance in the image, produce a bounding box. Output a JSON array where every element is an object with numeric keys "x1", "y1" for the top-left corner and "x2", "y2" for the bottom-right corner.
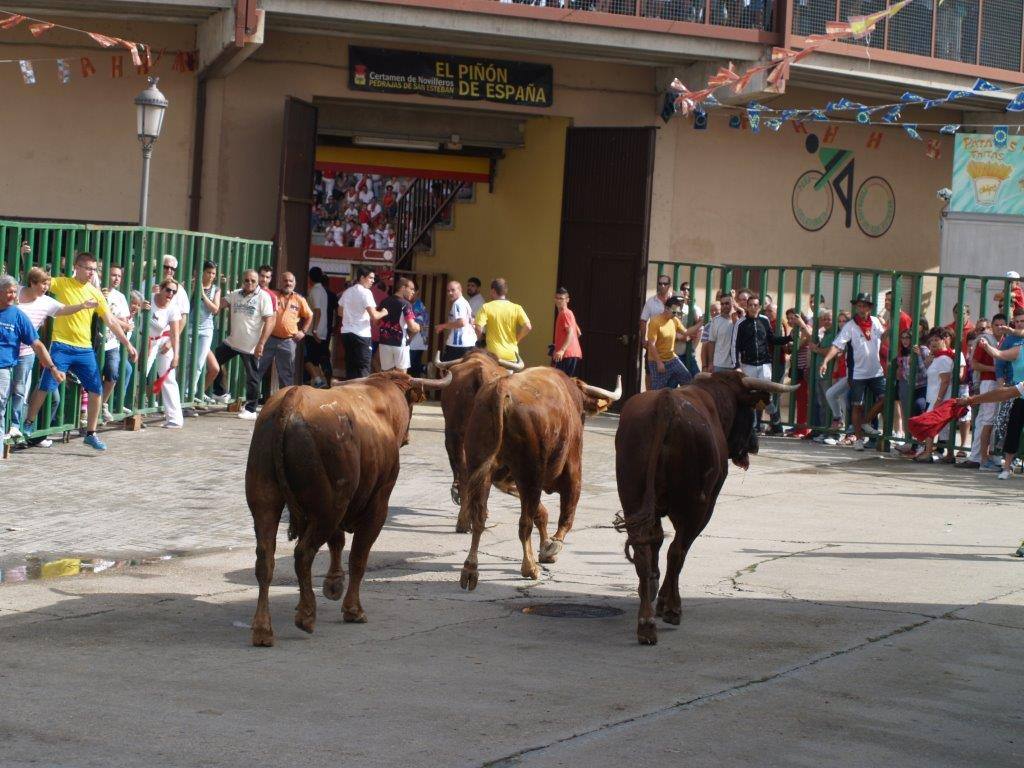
[
  {"x1": 0, "y1": 305, "x2": 38, "y2": 369},
  {"x1": 997, "y1": 335, "x2": 1024, "y2": 383}
]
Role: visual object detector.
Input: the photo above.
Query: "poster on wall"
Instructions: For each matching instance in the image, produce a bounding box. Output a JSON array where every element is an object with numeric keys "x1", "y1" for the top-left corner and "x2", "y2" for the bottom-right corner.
[
  {"x1": 348, "y1": 46, "x2": 553, "y2": 108},
  {"x1": 951, "y1": 133, "x2": 1024, "y2": 215}
]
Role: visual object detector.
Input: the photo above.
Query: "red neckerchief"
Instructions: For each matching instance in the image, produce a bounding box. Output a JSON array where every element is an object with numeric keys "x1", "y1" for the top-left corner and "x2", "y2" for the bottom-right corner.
[
  {"x1": 933, "y1": 348, "x2": 954, "y2": 360},
  {"x1": 854, "y1": 314, "x2": 873, "y2": 339}
]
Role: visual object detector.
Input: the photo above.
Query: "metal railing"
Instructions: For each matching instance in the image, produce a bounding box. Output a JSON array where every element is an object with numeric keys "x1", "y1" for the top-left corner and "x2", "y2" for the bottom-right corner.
[
  {"x1": 394, "y1": 177, "x2": 465, "y2": 269},
  {"x1": 649, "y1": 259, "x2": 1019, "y2": 457},
  {"x1": 489, "y1": 0, "x2": 778, "y2": 31},
  {"x1": 1, "y1": 221, "x2": 273, "y2": 445},
  {"x1": 794, "y1": 1, "x2": 1024, "y2": 74}
]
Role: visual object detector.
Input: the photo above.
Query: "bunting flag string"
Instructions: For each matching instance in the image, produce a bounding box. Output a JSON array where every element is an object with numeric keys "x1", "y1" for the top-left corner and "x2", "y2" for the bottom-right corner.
[{"x1": 0, "y1": 7, "x2": 190, "y2": 84}]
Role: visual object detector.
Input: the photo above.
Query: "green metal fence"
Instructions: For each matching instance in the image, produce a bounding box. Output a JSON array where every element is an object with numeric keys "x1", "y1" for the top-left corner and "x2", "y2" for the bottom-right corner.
[
  {"x1": 649, "y1": 260, "x2": 1018, "y2": 456},
  {"x1": 2, "y1": 220, "x2": 273, "y2": 445}
]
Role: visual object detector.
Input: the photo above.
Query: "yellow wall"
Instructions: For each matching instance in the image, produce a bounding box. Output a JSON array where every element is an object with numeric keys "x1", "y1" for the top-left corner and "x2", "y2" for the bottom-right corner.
[
  {"x1": 426, "y1": 117, "x2": 570, "y2": 366},
  {"x1": 0, "y1": 18, "x2": 196, "y2": 228}
]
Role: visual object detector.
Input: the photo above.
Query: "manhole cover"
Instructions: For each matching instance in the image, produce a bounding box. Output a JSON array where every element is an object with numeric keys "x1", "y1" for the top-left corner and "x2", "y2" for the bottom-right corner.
[{"x1": 522, "y1": 603, "x2": 623, "y2": 619}]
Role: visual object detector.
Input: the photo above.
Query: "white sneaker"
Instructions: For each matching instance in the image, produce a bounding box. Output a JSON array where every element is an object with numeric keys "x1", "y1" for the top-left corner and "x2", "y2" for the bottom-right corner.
[
  {"x1": 5, "y1": 425, "x2": 22, "y2": 441},
  {"x1": 862, "y1": 424, "x2": 881, "y2": 437},
  {"x1": 238, "y1": 409, "x2": 258, "y2": 421},
  {"x1": 211, "y1": 393, "x2": 231, "y2": 404},
  {"x1": 101, "y1": 405, "x2": 113, "y2": 423},
  {"x1": 998, "y1": 469, "x2": 1012, "y2": 480},
  {"x1": 37, "y1": 438, "x2": 53, "y2": 448},
  {"x1": 853, "y1": 441, "x2": 865, "y2": 452}
]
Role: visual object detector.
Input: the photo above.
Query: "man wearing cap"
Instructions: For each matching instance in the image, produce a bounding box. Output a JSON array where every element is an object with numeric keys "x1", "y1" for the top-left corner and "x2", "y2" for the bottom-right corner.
[{"x1": 819, "y1": 293, "x2": 888, "y2": 451}]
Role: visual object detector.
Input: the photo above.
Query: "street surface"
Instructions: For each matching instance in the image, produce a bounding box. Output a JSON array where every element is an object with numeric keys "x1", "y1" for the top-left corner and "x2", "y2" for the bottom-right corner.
[{"x1": 1, "y1": 404, "x2": 1022, "y2": 767}]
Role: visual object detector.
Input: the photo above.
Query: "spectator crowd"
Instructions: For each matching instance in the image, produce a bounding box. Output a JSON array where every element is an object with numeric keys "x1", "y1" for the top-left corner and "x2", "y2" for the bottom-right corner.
[
  {"x1": 640, "y1": 269, "x2": 1024, "y2": 476},
  {"x1": 311, "y1": 170, "x2": 404, "y2": 252}
]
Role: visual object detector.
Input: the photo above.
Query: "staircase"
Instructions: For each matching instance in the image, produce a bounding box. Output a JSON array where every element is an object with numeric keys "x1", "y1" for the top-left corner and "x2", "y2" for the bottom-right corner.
[{"x1": 393, "y1": 177, "x2": 466, "y2": 270}]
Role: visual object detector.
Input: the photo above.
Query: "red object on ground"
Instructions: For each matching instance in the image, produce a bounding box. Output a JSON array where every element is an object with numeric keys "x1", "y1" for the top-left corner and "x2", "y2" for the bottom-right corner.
[{"x1": 908, "y1": 400, "x2": 968, "y2": 441}]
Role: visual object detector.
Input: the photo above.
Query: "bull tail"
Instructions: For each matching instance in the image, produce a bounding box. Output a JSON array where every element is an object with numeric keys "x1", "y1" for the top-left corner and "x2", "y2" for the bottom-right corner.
[
  {"x1": 463, "y1": 379, "x2": 514, "y2": 529},
  {"x1": 273, "y1": 387, "x2": 309, "y2": 541},
  {"x1": 615, "y1": 390, "x2": 674, "y2": 563}
]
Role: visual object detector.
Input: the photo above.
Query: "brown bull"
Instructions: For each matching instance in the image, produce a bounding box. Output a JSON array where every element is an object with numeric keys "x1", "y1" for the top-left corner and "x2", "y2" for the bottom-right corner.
[
  {"x1": 434, "y1": 349, "x2": 523, "y2": 532},
  {"x1": 245, "y1": 370, "x2": 451, "y2": 647},
  {"x1": 615, "y1": 371, "x2": 796, "y2": 645},
  {"x1": 459, "y1": 366, "x2": 622, "y2": 590}
]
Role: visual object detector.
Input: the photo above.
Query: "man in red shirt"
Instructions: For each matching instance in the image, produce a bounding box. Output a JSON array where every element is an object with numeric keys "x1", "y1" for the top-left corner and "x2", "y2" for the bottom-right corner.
[
  {"x1": 551, "y1": 287, "x2": 582, "y2": 377},
  {"x1": 257, "y1": 264, "x2": 278, "y2": 311}
]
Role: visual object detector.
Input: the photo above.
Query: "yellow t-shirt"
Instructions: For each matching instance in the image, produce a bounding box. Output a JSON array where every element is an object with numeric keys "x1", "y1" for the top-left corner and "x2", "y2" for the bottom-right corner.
[
  {"x1": 476, "y1": 299, "x2": 530, "y2": 362},
  {"x1": 647, "y1": 314, "x2": 683, "y2": 363},
  {"x1": 50, "y1": 276, "x2": 108, "y2": 348}
]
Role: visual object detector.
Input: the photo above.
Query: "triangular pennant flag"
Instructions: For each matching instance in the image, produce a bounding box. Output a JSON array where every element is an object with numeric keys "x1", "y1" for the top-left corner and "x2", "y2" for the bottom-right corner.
[
  {"x1": 900, "y1": 91, "x2": 925, "y2": 103},
  {"x1": 1006, "y1": 92, "x2": 1024, "y2": 113},
  {"x1": 780, "y1": 109, "x2": 798, "y2": 121},
  {"x1": 882, "y1": 106, "x2": 902, "y2": 124},
  {"x1": 825, "y1": 20, "x2": 852, "y2": 38},
  {"x1": 856, "y1": 109, "x2": 871, "y2": 124},
  {"x1": 18, "y1": 60, "x2": 36, "y2": 85},
  {"x1": 746, "y1": 101, "x2": 769, "y2": 112},
  {"x1": 123, "y1": 41, "x2": 143, "y2": 68},
  {"x1": 972, "y1": 78, "x2": 1001, "y2": 92},
  {"x1": 766, "y1": 118, "x2": 783, "y2": 132},
  {"x1": 946, "y1": 90, "x2": 972, "y2": 102},
  {"x1": 939, "y1": 124, "x2": 961, "y2": 135},
  {"x1": 828, "y1": 98, "x2": 867, "y2": 111},
  {"x1": 0, "y1": 14, "x2": 26, "y2": 30},
  {"x1": 809, "y1": 110, "x2": 829, "y2": 122},
  {"x1": 56, "y1": 58, "x2": 71, "y2": 85},
  {"x1": 703, "y1": 93, "x2": 720, "y2": 108},
  {"x1": 28, "y1": 21, "x2": 53, "y2": 37},
  {"x1": 903, "y1": 124, "x2": 922, "y2": 141},
  {"x1": 87, "y1": 32, "x2": 119, "y2": 48},
  {"x1": 923, "y1": 99, "x2": 948, "y2": 110}
]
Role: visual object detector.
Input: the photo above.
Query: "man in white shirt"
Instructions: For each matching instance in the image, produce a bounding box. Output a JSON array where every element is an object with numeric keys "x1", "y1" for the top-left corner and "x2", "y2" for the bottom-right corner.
[
  {"x1": 101, "y1": 264, "x2": 133, "y2": 421},
  {"x1": 819, "y1": 293, "x2": 888, "y2": 451},
  {"x1": 339, "y1": 265, "x2": 387, "y2": 379},
  {"x1": 210, "y1": 269, "x2": 275, "y2": 419},
  {"x1": 465, "y1": 277, "x2": 486, "y2": 317},
  {"x1": 435, "y1": 281, "x2": 478, "y2": 361},
  {"x1": 705, "y1": 293, "x2": 737, "y2": 372}
]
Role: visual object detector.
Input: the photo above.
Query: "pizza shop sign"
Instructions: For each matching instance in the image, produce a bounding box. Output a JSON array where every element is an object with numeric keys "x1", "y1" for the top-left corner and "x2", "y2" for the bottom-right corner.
[{"x1": 349, "y1": 46, "x2": 553, "y2": 108}]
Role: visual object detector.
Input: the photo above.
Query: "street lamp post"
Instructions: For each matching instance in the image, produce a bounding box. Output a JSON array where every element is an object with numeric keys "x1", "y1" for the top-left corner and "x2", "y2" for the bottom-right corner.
[{"x1": 134, "y1": 76, "x2": 168, "y2": 227}]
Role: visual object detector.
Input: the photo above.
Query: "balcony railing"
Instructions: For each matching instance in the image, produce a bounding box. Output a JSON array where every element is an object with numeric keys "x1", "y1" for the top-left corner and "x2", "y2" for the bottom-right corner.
[
  {"x1": 793, "y1": 1, "x2": 1024, "y2": 74},
  {"x1": 489, "y1": 1, "x2": 779, "y2": 33}
]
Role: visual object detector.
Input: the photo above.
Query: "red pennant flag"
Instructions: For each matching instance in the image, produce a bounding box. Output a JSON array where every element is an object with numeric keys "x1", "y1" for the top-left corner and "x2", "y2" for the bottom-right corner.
[
  {"x1": 123, "y1": 40, "x2": 142, "y2": 68},
  {"x1": 28, "y1": 21, "x2": 54, "y2": 37},
  {"x1": 87, "y1": 31, "x2": 118, "y2": 48},
  {"x1": 0, "y1": 14, "x2": 25, "y2": 30},
  {"x1": 80, "y1": 57, "x2": 96, "y2": 78}
]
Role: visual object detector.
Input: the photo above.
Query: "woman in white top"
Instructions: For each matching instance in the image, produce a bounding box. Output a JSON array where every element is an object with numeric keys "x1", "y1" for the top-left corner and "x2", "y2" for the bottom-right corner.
[
  {"x1": 192, "y1": 260, "x2": 222, "y2": 404},
  {"x1": 148, "y1": 278, "x2": 184, "y2": 429},
  {"x1": 918, "y1": 328, "x2": 955, "y2": 462}
]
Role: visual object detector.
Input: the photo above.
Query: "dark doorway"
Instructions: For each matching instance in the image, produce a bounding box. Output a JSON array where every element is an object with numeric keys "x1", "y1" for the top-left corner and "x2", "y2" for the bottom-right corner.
[
  {"x1": 274, "y1": 97, "x2": 318, "y2": 280},
  {"x1": 556, "y1": 127, "x2": 656, "y2": 403}
]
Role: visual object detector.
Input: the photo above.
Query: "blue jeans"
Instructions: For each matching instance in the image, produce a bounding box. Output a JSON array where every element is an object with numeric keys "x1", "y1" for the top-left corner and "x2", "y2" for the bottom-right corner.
[
  {"x1": 0, "y1": 366, "x2": 12, "y2": 432},
  {"x1": 12, "y1": 353, "x2": 34, "y2": 429}
]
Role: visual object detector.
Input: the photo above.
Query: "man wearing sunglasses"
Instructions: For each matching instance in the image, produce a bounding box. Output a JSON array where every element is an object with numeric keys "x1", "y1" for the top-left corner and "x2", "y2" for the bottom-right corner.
[{"x1": 210, "y1": 269, "x2": 275, "y2": 420}]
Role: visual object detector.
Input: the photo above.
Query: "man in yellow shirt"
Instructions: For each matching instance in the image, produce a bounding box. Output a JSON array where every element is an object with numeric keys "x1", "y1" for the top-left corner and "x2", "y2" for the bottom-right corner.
[
  {"x1": 24, "y1": 251, "x2": 137, "y2": 451},
  {"x1": 474, "y1": 277, "x2": 531, "y2": 362},
  {"x1": 646, "y1": 296, "x2": 702, "y2": 390}
]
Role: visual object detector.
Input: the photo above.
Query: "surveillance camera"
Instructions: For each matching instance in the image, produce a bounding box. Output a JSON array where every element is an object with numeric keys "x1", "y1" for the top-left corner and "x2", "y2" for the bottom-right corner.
[{"x1": 937, "y1": 187, "x2": 952, "y2": 201}]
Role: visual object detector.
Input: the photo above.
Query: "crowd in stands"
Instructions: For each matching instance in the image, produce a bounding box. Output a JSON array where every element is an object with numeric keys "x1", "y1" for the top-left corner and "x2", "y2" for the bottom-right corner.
[
  {"x1": 311, "y1": 170, "x2": 403, "y2": 252},
  {"x1": 499, "y1": 0, "x2": 775, "y2": 30},
  {"x1": 641, "y1": 270, "x2": 1024, "y2": 476}
]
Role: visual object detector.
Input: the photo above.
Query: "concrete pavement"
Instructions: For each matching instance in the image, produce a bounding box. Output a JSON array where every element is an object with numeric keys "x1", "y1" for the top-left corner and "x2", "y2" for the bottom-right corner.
[{"x1": 0, "y1": 404, "x2": 1021, "y2": 767}]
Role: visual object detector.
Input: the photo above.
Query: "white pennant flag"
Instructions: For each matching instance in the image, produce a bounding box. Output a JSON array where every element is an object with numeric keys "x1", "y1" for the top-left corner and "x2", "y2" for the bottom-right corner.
[
  {"x1": 56, "y1": 58, "x2": 71, "y2": 85},
  {"x1": 19, "y1": 60, "x2": 36, "y2": 85}
]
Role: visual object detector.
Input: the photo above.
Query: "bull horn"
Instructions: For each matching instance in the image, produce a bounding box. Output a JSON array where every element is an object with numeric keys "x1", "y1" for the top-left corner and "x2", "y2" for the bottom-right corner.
[
  {"x1": 410, "y1": 371, "x2": 453, "y2": 390},
  {"x1": 741, "y1": 376, "x2": 799, "y2": 394},
  {"x1": 580, "y1": 375, "x2": 623, "y2": 402},
  {"x1": 433, "y1": 350, "x2": 458, "y2": 371},
  {"x1": 497, "y1": 355, "x2": 525, "y2": 372}
]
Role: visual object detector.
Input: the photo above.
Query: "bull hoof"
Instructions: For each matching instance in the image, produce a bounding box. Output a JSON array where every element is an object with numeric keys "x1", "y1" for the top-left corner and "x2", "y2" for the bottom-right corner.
[
  {"x1": 450, "y1": 483, "x2": 461, "y2": 506},
  {"x1": 251, "y1": 625, "x2": 275, "y2": 647},
  {"x1": 460, "y1": 563, "x2": 479, "y2": 591},
  {"x1": 637, "y1": 618, "x2": 658, "y2": 646},
  {"x1": 538, "y1": 539, "x2": 563, "y2": 564},
  {"x1": 322, "y1": 575, "x2": 345, "y2": 601},
  {"x1": 343, "y1": 609, "x2": 367, "y2": 624},
  {"x1": 662, "y1": 609, "x2": 681, "y2": 626},
  {"x1": 521, "y1": 562, "x2": 541, "y2": 580},
  {"x1": 294, "y1": 610, "x2": 316, "y2": 634}
]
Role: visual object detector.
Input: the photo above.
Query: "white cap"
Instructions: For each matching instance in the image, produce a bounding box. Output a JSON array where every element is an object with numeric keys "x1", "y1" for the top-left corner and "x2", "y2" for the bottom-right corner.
[
  {"x1": 1006, "y1": 270, "x2": 1021, "y2": 280},
  {"x1": 162, "y1": 254, "x2": 178, "y2": 269}
]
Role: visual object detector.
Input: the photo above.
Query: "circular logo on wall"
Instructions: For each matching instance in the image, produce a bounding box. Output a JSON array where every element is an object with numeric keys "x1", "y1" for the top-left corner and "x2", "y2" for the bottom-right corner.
[
  {"x1": 854, "y1": 177, "x2": 895, "y2": 238},
  {"x1": 792, "y1": 170, "x2": 834, "y2": 232}
]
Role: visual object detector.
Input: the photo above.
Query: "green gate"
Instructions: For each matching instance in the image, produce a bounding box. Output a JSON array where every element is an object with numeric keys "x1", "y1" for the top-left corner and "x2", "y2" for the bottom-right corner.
[{"x1": 2, "y1": 221, "x2": 273, "y2": 444}]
